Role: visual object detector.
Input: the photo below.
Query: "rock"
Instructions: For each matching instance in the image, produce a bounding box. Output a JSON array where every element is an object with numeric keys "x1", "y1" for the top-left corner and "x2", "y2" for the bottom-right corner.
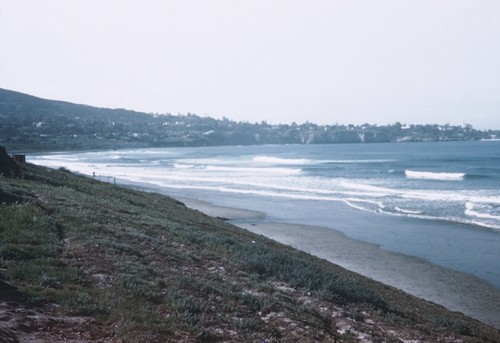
[
  {"x1": 0, "y1": 146, "x2": 20, "y2": 178},
  {"x1": 0, "y1": 279, "x2": 19, "y2": 300}
]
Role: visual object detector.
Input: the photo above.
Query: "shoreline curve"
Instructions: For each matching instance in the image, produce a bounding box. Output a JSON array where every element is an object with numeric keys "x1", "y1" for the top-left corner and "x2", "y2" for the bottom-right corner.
[{"x1": 177, "y1": 196, "x2": 500, "y2": 329}]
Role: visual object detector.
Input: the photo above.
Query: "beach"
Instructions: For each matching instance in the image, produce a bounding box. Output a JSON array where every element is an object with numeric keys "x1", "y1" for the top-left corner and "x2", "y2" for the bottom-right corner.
[
  {"x1": 29, "y1": 142, "x2": 500, "y2": 330},
  {"x1": 179, "y1": 196, "x2": 500, "y2": 329}
]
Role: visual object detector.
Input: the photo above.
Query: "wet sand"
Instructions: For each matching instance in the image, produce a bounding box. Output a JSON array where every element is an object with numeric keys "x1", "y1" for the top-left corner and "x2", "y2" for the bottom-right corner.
[{"x1": 179, "y1": 196, "x2": 500, "y2": 329}]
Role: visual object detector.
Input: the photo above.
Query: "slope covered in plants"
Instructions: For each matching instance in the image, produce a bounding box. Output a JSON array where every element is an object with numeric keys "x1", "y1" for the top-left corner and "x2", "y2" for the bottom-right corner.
[{"x1": 0, "y1": 162, "x2": 498, "y2": 342}]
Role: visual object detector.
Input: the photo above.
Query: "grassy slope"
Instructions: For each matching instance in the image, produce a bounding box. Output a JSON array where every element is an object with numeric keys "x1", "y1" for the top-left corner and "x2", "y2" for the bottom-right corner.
[{"x1": 0, "y1": 163, "x2": 498, "y2": 342}]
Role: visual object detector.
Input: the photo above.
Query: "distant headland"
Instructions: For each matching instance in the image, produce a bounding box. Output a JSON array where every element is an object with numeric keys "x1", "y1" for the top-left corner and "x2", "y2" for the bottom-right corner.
[{"x1": 1, "y1": 88, "x2": 498, "y2": 152}]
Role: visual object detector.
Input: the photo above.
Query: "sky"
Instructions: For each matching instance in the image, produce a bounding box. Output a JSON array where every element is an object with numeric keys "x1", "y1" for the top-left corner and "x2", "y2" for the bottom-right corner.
[{"x1": 1, "y1": 0, "x2": 500, "y2": 129}]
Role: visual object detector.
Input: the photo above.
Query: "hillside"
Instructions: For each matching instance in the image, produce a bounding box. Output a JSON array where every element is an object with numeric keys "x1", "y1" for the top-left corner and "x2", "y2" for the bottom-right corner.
[
  {"x1": 1, "y1": 154, "x2": 499, "y2": 341},
  {"x1": 1, "y1": 88, "x2": 498, "y2": 152}
]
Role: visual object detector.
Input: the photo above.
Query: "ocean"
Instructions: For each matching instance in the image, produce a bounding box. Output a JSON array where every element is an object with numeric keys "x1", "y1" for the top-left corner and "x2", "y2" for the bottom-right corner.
[{"x1": 31, "y1": 140, "x2": 500, "y2": 288}]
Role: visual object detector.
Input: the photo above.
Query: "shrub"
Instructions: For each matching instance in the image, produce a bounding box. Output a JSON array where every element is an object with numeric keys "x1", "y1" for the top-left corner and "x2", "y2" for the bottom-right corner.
[
  {"x1": 69, "y1": 292, "x2": 110, "y2": 317},
  {"x1": 430, "y1": 315, "x2": 475, "y2": 336}
]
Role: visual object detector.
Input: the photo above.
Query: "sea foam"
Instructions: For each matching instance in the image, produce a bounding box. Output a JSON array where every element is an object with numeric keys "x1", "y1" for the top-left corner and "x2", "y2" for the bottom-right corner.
[
  {"x1": 465, "y1": 202, "x2": 500, "y2": 221},
  {"x1": 252, "y1": 156, "x2": 312, "y2": 165},
  {"x1": 405, "y1": 170, "x2": 465, "y2": 181},
  {"x1": 206, "y1": 165, "x2": 302, "y2": 175}
]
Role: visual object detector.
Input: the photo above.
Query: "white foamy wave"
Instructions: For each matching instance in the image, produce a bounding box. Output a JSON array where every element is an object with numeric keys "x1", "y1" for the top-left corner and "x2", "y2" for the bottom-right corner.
[
  {"x1": 174, "y1": 163, "x2": 195, "y2": 169},
  {"x1": 339, "y1": 180, "x2": 462, "y2": 202},
  {"x1": 30, "y1": 160, "x2": 99, "y2": 175},
  {"x1": 252, "y1": 156, "x2": 394, "y2": 165},
  {"x1": 405, "y1": 170, "x2": 465, "y2": 181},
  {"x1": 343, "y1": 198, "x2": 384, "y2": 214},
  {"x1": 326, "y1": 159, "x2": 396, "y2": 164},
  {"x1": 469, "y1": 195, "x2": 500, "y2": 205},
  {"x1": 339, "y1": 181, "x2": 397, "y2": 197},
  {"x1": 34, "y1": 155, "x2": 80, "y2": 162},
  {"x1": 341, "y1": 180, "x2": 471, "y2": 202},
  {"x1": 146, "y1": 182, "x2": 348, "y2": 203},
  {"x1": 252, "y1": 156, "x2": 312, "y2": 165},
  {"x1": 395, "y1": 207, "x2": 423, "y2": 215},
  {"x1": 206, "y1": 165, "x2": 302, "y2": 175},
  {"x1": 180, "y1": 158, "x2": 236, "y2": 166},
  {"x1": 465, "y1": 202, "x2": 500, "y2": 221},
  {"x1": 461, "y1": 206, "x2": 500, "y2": 231}
]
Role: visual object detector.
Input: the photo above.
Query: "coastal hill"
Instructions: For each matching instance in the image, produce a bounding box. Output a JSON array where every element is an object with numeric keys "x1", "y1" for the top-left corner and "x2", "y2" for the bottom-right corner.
[
  {"x1": 1, "y1": 88, "x2": 498, "y2": 152},
  {"x1": 1, "y1": 151, "x2": 499, "y2": 341}
]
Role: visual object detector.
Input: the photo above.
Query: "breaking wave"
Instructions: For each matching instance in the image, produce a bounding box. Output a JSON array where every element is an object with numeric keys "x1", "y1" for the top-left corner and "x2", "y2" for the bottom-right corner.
[
  {"x1": 252, "y1": 156, "x2": 312, "y2": 165},
  {"x1": 405, "y1": 170, "x2": 465, "y2": 181},
  {"x1": 206, "y1": 165, "x2": 302, "y2": 175}
]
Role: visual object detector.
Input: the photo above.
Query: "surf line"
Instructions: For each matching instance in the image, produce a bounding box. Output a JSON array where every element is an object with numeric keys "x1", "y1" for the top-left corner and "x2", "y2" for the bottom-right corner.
[{"x1": 405, "y1": 170, "x2": 465, "y2": 181}]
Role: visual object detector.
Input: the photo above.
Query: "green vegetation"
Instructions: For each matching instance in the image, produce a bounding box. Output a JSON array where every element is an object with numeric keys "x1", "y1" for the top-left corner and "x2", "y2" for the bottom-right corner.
[
  {"x1": 1, "y1": 163, "x2": 499, "y2": 342},
  {"x1": 1, "y1": 88, "x2": 498, "y2": 152}
]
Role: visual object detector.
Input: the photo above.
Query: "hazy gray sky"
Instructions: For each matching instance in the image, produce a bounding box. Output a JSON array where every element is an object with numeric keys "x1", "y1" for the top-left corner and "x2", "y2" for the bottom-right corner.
[{"x1": 1, "y1": 0, "x2": 500, "y2": 129}]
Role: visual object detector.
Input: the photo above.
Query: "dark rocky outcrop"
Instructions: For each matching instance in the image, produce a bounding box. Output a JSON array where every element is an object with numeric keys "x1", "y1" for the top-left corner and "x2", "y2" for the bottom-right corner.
[
  {"x1": 0, "y1": 145, "x2": 20, "y2": 177},
  {"x1": 0, "y1": 278, "x2": 19, "y2": 300}
]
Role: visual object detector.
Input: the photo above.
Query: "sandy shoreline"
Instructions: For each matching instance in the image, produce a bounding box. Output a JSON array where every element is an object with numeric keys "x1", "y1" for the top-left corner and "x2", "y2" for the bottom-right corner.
[{"x1": 178, "y1": 196, "x2": 500, "y2": 329}]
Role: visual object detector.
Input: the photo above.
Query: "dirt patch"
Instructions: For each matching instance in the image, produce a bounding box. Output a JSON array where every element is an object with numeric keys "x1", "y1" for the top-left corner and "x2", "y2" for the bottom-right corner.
[{"x1": 0, "y1": 301, "x2": 119, "y2": 343}]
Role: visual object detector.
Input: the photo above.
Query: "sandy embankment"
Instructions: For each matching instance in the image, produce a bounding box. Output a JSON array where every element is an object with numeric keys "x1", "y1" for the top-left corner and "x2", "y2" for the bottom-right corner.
[{"x1": 178, "y1": 196, "x2": 500, "y2": 329}]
